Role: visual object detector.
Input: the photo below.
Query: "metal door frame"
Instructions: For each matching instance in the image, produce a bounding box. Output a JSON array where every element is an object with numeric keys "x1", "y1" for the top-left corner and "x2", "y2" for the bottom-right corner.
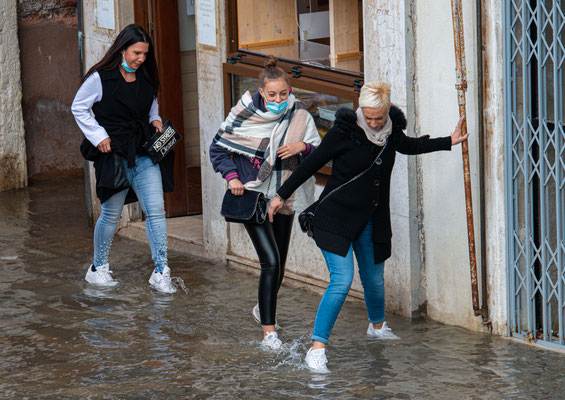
[{"x1": 504, "y1": 0, "x2": 565, "y2": 349}]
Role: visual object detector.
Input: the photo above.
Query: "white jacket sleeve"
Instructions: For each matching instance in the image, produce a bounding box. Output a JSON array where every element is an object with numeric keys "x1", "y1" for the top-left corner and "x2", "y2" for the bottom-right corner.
[
  {"x1": 71, "y1": 72, "x2": 109, "y2": 147},
  {"x1": 149, "y1": 97, "x2": 162, "y2": 123}
]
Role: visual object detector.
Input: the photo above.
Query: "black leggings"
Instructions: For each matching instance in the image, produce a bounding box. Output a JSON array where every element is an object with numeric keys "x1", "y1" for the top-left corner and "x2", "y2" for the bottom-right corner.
[{"x1": 244, "y1": 213, "x2": 294, "y2": 325}]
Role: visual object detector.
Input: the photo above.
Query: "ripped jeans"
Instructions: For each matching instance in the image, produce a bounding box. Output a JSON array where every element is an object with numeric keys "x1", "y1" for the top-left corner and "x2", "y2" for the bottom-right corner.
[{"x1": 93, "y1": 155, "x2": 167, "y2": 272}]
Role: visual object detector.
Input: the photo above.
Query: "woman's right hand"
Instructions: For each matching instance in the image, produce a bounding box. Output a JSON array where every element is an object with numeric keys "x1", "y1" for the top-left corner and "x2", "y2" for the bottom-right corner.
[
  {"x1": 97, "y1": 137, "x2": 112, "y2": 153},
  {"x1": 228, "y1": 178, "x2": 245, "y2": 196},
  {"x1": 268, "y1": 197, "x2": 284, "y2": 223}
]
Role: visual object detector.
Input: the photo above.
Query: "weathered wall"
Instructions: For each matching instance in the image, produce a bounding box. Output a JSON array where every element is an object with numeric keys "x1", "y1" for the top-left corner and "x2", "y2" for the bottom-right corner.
[
  {"x1": 481, "y1": 0, "x2": 507, "y2": 335},
  {"x1": 18, "y1": 0, "x2": 83, "y2": 178},
  {"x1": 364, "y1": 1, "x2": 419, "y2": 318},
  {"x1": 196, "y1": 0, "x2": 229, "y2": 262},
  {"x1": 0, "y1": 1, "x2": 27, "y2": 191},
  {"x1": 412, "y1": 0, "x2": 485, "y2": 332}
]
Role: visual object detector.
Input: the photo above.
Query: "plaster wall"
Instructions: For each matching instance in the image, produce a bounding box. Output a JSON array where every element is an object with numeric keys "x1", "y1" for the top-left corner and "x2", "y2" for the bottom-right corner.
[
  {"x1": 18, "y1": 14, "x2": 83, "y2": 178},
  {"x1": 364, "y1": 1, "x2": 417, "y2": 318},
  {"x1": 413, "y1": 0, "x2": 484, "y2": 331},
  {"x1": 0, "y1": 1, "x2": 27, "y2": 191},
  {"x1": 195, "y1": 0, "x2": 229, "y2": 262}
]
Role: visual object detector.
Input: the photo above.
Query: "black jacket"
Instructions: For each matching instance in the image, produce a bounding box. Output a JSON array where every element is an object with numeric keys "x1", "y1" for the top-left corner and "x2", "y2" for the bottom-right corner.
[
  {"x1": 80, "y1": 67, "x2": 175, "y2": 204},
  {"x1": 277, "y1": 106, "x2": 452, "y2": 263}
]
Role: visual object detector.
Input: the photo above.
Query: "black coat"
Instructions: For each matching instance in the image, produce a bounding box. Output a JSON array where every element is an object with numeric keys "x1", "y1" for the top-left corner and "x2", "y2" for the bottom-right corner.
[
  {"x1": 80, "y1": 67, "x2": 175, "y2": 204},
  {"x1": 277, "y1": 106, "x2": 452, "y2": 263}
]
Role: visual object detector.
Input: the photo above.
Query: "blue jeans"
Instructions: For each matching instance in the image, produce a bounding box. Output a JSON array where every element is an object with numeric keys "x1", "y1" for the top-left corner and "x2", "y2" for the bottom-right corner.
[
  {"x1": 93, "y1": 155, "x2": 168, "y2": 272},
  {"x1": 312, "y1": 221, "x2": 385, "y2": 344}
]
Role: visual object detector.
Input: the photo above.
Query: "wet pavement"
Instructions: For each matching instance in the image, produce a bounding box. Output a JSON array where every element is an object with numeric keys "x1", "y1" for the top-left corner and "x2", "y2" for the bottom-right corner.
[{"x1": 1, "y1": 177, "x2": 565, "y2": 399}]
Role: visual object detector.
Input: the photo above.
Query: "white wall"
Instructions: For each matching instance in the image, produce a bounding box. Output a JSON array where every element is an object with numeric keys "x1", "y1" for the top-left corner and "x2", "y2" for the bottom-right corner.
[
  {"x1": 195, "y1": 0, "x2": 229, "y2": 262},
  {"x1": 413, "y1": 0, "x2": 486, "y2": 331},
  {"x1": 364, "y1": 0, "x2": 424, "y2": 318},
  {"x1": 481, "y1": 0, "x2": 507, "y2": 335},
  {"x1": 0, "y1": 1, "x2": 27, "y2": 191}
]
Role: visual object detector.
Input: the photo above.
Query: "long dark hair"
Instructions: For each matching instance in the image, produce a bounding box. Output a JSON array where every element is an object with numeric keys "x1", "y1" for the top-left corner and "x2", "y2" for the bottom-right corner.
[{"x1": 82, "y1": 24, "x2": 159, "y2": 91}]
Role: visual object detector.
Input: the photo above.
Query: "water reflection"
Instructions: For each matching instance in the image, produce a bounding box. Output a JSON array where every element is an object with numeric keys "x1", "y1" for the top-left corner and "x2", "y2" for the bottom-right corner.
[{"x1": 1, "y1": 178, "x2": 565, "y2": 399}]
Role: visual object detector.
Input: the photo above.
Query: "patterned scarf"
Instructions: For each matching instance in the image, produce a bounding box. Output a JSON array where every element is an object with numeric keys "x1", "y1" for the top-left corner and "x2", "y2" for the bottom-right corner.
[{"x1": 213, "y1": 91, "x2": 321, "y2": 213}]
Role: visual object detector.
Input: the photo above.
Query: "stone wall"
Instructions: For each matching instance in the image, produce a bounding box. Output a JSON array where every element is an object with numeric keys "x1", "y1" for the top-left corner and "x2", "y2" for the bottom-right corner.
[{"x1": 0, "y1": 1, "x2": 27, "y2": 191}]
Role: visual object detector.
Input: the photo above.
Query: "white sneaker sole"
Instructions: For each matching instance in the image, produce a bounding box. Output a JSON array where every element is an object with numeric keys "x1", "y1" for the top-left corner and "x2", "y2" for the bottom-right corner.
[
  {"x1": 305, "y1": 363, "x2": 330, "y2": 373},
  {"x1": 149, "y1": 283, "x2": 177, "y2": 294},
  {"x1": 85, "y1": 276, "x2": 118, "y2": 287}
]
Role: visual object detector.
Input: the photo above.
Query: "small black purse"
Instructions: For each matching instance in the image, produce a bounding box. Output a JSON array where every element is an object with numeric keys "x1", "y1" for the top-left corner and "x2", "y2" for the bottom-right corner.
[
  {"x1": 298, "y1": 201, "x2": 318, "y2": 237},
  {"x1": 143, "y1": 120, "x2": 182, "y2": 164},
  {"x1": 221, "y1": 189, "x2": 268, "y2": 225}
]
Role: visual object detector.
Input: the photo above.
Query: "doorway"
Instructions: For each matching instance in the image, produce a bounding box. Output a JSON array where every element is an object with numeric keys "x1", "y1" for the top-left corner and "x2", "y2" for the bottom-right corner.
[{"x1": 133, "y1": 0, "x2": 203, "y2": 218}]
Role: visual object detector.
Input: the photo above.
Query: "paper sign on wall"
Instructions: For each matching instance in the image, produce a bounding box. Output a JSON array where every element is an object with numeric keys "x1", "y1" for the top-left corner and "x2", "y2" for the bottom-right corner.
[
  {"x1": 97, "y1": 0, "x2": 115, "y2": 30},
  {"x1": 196, "y1": 0, "x2": 216, "y2": 47}
]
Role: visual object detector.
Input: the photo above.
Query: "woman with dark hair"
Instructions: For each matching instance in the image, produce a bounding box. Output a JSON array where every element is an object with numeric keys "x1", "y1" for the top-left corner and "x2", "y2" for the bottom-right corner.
[
  {"x1": 210, "y1": 55, "x2": 321, "y2": 350},
  {"x1": 269, "y1": 81, "x2": 468, "y2": 371},
  {"x1": 71, "y1": 23, "x2": 176, "y2": 293}
]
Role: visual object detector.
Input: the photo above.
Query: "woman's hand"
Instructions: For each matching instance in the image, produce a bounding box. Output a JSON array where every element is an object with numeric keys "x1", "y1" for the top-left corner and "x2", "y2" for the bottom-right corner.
[
  {"x1": 228, "y1": 178, "x2": 245, "y2": 196},
  {"x1": 97, "y1": 137, "x2": 112, "y2": 153},
  {"x1": 278, "y1": 142, "x2": 306, "y2": 159},
  {"x1": 451, "y1": 116, "x2": 469, "y2": 146},
  {"x1": 268, "y1": 197, "x2": 284, "y2": 222},
  {"x1": 151, "y1": 119, "x2": 163, "y2": 133}
]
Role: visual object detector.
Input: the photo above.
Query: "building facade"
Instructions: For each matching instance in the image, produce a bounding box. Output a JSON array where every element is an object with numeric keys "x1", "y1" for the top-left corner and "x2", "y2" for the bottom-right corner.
[{"x1": 69, "y1": 0, "x2": 565, "y2": 351}]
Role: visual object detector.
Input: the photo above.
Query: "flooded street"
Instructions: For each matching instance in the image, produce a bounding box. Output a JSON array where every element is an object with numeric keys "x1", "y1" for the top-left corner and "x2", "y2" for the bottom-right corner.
[{"x1": 1, "y1": 177, "x2": 565, "y2": 399}]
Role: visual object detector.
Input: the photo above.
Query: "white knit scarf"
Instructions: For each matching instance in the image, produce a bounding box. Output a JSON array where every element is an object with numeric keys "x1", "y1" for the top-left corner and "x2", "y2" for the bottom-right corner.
[{"x1": 356, "y1": 107, "x2": 392, "y2": 146}]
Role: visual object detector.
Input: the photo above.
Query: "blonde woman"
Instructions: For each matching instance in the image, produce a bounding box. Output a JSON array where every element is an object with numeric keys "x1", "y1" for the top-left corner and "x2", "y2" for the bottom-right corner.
[{"x1": 269, "y1": 82, "x2": 467, "y2": 371}]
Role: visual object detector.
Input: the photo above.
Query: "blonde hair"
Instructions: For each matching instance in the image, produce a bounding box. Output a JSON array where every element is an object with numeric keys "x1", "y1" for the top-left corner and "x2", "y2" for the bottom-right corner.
[{"x1": 358, "y1": 81, "x2": 391, "y2": 109}]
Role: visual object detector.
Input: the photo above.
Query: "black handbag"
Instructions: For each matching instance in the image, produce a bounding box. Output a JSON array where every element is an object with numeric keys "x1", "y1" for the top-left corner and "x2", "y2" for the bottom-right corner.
[
  {"x1": 298, "y1": 140, "x2": 389, "y2": 237},
  {"x1": 221, "y1": 189, "x2": 268, "y2": 225},
  {"x1": 143, "y1": 120, "x2": 182, "y2": 164}
]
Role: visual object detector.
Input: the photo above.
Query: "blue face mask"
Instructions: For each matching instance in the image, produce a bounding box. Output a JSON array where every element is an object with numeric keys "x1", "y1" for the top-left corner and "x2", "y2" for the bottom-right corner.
[
  {"x1": 121, "y1": 55, "x2": 137, "y2": 73},
  {"x1": 265, "y1": 99, "x2": 288, "y2": 114}
]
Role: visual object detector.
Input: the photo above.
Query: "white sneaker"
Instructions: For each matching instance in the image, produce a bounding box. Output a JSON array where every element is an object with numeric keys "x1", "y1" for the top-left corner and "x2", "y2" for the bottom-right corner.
[
  {"x1": 85, "y1": 264, "x2": 118, "y2": 286},
  {"x1": 367, "y1": 321, "x2": 399, "y2": 339},
  {"x1": 261, "y1": 331, "x2": 282, "y2": 350},
  {"x1": 305, "y1": 347, "x2": 329, "y2": 373},
  {"x1": 149, "y1": 266, "x2": 177, "y2": 294},
  {"x1": 252, "y1": 303, "x2": 261, "y2": 325}
]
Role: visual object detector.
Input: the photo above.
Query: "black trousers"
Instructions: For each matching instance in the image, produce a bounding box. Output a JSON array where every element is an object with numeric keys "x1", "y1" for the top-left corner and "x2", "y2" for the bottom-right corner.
[{"x1": 244, "y1": 213, "x2": 294, "y2": 325}]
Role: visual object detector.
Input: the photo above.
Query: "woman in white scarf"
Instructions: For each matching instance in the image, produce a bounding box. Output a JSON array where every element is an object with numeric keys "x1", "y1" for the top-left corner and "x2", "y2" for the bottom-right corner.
[{"x1": 210, "y1": 56, "x2": 321, "y2": 351}]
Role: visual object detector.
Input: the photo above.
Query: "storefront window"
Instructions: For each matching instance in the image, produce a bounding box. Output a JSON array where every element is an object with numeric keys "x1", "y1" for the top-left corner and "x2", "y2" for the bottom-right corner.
[
  {"x1": 232, "y1": 0, "x2": 363, "y2": 74},
  {"x1": 231, "y1": 75, "x2": 354, "y2": 138}
]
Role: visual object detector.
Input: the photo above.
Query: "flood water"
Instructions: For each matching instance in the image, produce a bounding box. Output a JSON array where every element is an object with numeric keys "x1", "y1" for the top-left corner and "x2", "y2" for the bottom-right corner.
[{"x1": 1, "y1": 177, "x2": 565, "y2": 399}]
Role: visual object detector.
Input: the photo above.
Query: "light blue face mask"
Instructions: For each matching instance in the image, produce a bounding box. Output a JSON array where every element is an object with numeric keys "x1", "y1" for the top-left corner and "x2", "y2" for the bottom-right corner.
[
  {"x1": 121, "y1": 55, "x2": 137, "y2": 73},
  {"x1": 265, "y1": 99, "x2": 288, "y2": 114}
]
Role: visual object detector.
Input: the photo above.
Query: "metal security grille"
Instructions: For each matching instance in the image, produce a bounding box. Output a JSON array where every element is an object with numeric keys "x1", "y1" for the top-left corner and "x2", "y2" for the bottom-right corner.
[{"x1": 504, "y1": 0, "x2": 565, "y2": 349}]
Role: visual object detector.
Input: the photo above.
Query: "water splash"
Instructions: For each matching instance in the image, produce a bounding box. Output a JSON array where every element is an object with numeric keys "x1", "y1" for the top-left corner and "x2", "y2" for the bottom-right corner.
[{"x1": 171, "y1": 276, "x2": 189, "y2": 294}]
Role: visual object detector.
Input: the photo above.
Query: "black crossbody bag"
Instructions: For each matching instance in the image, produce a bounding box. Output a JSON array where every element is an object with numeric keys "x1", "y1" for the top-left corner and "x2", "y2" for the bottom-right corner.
[
  {"x1": 221, "y1": 189, "x2": 268, "y2": 224},
  {"x1": 143, "y1": 120, "x2": 182, "y2": 164},
  {"x1": 298, "y1": 140, "x2": 389, "y2": 237}
]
